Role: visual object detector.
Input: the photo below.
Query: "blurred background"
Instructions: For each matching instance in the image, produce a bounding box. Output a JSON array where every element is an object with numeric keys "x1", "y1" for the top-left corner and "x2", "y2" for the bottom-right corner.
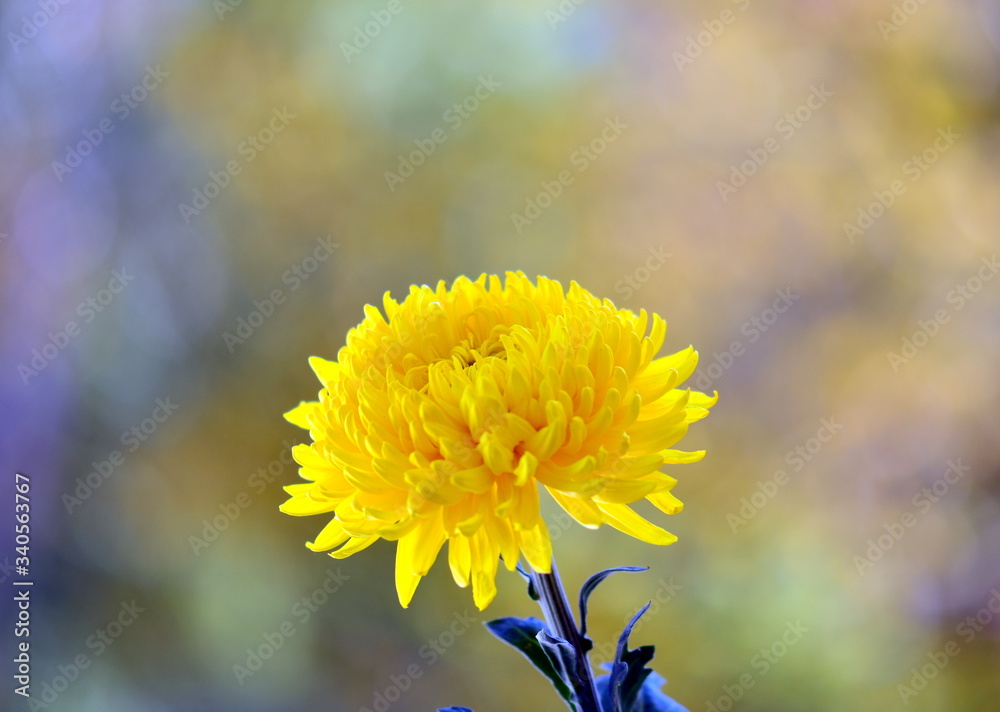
[{"x1": 2, "y1": 0, "x2": 1000, "y2": 710}]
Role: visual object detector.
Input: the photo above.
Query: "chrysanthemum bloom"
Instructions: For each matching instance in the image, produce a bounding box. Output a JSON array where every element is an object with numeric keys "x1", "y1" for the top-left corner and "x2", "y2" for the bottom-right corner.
[{"x1": 282, "y1": 272, "x2": 716, "y2": 610}]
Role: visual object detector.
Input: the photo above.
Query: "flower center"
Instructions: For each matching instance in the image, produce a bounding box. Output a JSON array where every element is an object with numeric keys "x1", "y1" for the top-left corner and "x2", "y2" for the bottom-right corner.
[{"x1": 448, "y1": 329, "x2": 508, "y2": 368}]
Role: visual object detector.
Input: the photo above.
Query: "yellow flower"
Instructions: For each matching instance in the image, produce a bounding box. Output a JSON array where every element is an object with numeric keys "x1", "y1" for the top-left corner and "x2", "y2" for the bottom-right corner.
[{"x1": 281, "y1": 272, "x2": 716, "y2": 610}]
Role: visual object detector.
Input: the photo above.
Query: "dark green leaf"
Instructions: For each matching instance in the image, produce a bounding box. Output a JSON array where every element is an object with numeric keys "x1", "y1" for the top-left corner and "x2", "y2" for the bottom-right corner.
[
  {"x1": 537, "y1": 629, "x2": 588, "y2": 712},
  {"x1": 578, "y1": 566, "x2": 647, "y2": 639},
  {"x1": 596, "y1": 670, "x2": 689, "y2": 712},
  {"x1": 516, "y1": 562, "x2": 540, "y2": 600},
  {"x1": 608, "y1": 603, "x2": 657, "y2": 712},
  {"x1": 485, "y1": 617, "x2": 574, "y2": 708}
]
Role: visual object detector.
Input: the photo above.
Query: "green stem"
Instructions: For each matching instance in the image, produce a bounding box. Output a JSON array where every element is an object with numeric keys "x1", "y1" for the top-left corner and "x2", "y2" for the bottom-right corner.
[{"x1": 530, "y1": 563, "x2": 602, "y2": 712}]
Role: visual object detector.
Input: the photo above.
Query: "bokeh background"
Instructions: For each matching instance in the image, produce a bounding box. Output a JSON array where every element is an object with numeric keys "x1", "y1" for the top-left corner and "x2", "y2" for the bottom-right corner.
[{"x1": 2, "y1": 0, "x2": 1000, "y2": 710}]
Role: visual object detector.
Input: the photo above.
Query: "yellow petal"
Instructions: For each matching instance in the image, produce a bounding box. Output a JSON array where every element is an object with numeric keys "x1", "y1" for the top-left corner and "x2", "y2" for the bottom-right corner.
[
  {"x1": 646, "y1": 313, "x2": 667, "y2": 356},
  {"x1": 283, "y1": 483, "x2": 314, "y2": 497},
  {"x1": 395, "y1": 569, "x2": 422, "y2": 609},
  {"x1": 607, "y1": 453, "x2": 665, "y2": 479},
  {"x1": 328, "y1": 535, "x2": 379, "y2": 559},
  {"x1": 510, "y1": 483, "x2": 541, "y2": 530},
  {"x1": 518, "y1": 519, "x2": 553, "y2": 572},
  {"x1": 637, "y1": 389, "x2": 690, "y2": 421},
  {"x1": 309, "y1": 356, "x2": 341, "y2": 386},
  {"x1": 394, "y1": 515, "x2": 447, "y2": 608},
  {"x1": 647, "y1": 491, "x2": 684, "y2": 515},
  {"x1": 483, "y1": 514, "x2": 520, "y2": 571},
  {"x1": 627, "y1": 416, "x2": 689, "y2": 454},
  {"x1": 279, "y1": 495, "x2": 339, "y2": 516},
  {"x1": 689, "y1": 390, "x2": 719, "y2": 408},
  {"x1": 535, "y1": 457, "x2": 602, "y2": 495},
  {"x1": 594, "y1": 478, "x2": 659, "y2": 503},
  {"x1": 478, "y1": 431, "x2": 514, "y2": 476},
  {"x1": 451, "y1": 464, "x2": 494, "y2": 493},
  {"x1": 307, "y1": 518, "x2": 351, "y2": 551},
  {"x1": 661, "y1": 448, "x2": 705, "y2": 464},
  {"x1": 546, "y1": 487, "x2": 603, "y2": 529},
  {"x1": 284, "y1": 401, "x2": 319, "y2": 429},
  {"x1": 292, "y1": 443, "x2": 331, "y2": 469},
  {"x1": 469, "y1": 531, "x2": 500, "y2": 610},
  {"x1": 420, "y1": 401, "x2": 468, "y2": 443},
  {"x1": 685, "y1": 407, "x2": 711, "y2": 423},
  {"x1": 472, "y1": 572, "x2": 498, "y2": 611},
  {"x1": 448, "y1": 535, "x2": 472, "y2": 587},
  {"x1": 595, "y1": 502, "x2": 678, "y2": 545},
  {"x1": 513, "y1": 451, "x2": 539, "y2": 486}
]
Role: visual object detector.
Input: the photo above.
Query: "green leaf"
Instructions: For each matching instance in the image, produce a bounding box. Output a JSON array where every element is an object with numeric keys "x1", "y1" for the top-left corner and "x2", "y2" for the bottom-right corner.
[
  {"x1": 608, "y1": 603, "x2": 656, "y2": 712},
  {"x1": 578, "y1": 566, "x2": 648, "y2": 639},
  {"x1": 515, "y1": 562, "x2": 540, "y2": 600},
  {"x1": 485, "y1": 617, "x2": 576, "y2": 709},
  {"x1": 538, "y1": 628, "x2": 590, "y2": 712},
  {"x1": 596, "y1": 671, "x2": 690, "y2": 712}
]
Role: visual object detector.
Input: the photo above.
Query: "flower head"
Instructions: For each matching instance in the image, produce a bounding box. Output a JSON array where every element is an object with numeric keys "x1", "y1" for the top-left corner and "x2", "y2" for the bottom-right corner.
[{"x1": 282, "y1": 272, "x2": 716, "y2": 609}]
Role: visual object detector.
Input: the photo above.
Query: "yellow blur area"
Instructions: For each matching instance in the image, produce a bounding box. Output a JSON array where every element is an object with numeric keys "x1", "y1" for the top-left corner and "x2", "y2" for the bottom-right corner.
[{"x1": 2, "y1": 1, "x2": 999, "y2": 710}]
